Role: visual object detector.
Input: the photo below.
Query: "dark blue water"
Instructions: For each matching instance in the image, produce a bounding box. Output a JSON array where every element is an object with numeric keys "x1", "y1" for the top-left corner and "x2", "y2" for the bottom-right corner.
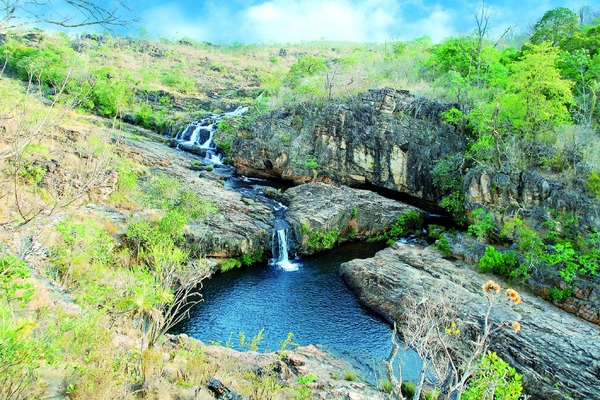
[{"x1": 173, "y1": 241, "x2": 422, "y2": 382}]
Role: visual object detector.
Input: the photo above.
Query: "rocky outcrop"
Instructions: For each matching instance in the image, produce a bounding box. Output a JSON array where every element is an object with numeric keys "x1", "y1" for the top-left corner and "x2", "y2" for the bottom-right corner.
[
  {"x1": 464, "y1": 167, "x2": 600, "y2": 232},
  {"x1": 281, "y1": 182, "x2": 424, "y2": 254},
  {"x1": 340, "y1": 243, "x2": 600, "y2": 400},
  {"x1": 118, "y1": 133, "x2": 274, "y2": 261},
  {"x1": 231, "y1": 88, "x2": 464, "y2": 203},
  {"x1": 171, "y1": 335, "x2": 386, "y2": 399}
]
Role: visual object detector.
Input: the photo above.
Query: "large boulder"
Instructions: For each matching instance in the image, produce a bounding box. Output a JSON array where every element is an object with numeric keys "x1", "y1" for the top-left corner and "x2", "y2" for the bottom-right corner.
[
  {"x1": 340, "y1": 243, "x2": 600, "y2": 400},
  {"x1": 231, "y1": 89, "x2": 464, "y2": 203},
  {"x1": 282, "y1": 182, "x2": 424, "y2": 254}
]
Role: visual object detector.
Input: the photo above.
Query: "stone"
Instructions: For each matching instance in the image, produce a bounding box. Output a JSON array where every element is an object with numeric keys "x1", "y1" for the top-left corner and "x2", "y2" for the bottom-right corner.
[
  {"x1": 340, "y1": 242, "x2": 600, "y2": 400},
  {"x1": 231, "y1": 89, "x2": 464, "y2": 203},
  {"x1": 282, "y1": 182, "x2": 424, "y2": 254}
]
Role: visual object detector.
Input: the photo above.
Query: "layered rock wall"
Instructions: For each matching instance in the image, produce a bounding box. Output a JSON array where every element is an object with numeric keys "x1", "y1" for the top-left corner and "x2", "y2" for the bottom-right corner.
[{"x1": 231, "y1": 89, "x2": 464, "y2": 202}]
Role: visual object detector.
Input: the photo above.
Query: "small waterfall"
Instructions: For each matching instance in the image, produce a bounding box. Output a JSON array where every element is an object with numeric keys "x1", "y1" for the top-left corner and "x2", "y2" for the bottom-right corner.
[
  {"x1": 271, "y1": 219, "x2": 298, "y2": 271},
  {"x1": 176, "y1": 106, "x2": 248, "y2": 164}
]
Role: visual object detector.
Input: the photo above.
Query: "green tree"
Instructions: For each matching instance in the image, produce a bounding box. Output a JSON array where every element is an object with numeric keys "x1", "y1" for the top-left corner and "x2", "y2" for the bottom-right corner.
[
  {"x1": 500, "y1": 42, "x2": 574, "y2": 140},
  {"x1": 531, "y1": 7, "x2": 579, "y2": 47}
]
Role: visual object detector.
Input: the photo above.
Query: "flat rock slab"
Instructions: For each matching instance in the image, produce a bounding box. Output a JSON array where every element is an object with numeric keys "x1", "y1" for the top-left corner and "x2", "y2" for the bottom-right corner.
[{"x1": 340, "y1": 242, "x2": 600, "y2": 400}]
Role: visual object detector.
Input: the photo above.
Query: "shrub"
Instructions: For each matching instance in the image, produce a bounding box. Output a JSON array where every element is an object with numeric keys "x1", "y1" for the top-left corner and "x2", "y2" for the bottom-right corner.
[
  {"x1": 463, "y1": 352, "x2": 523, "y2": 400},
  {"x1": 304, "y1": 157, "x2": 319, "y2": 168},
  {"x1": 387, "y1": 210, "x2": 424, "y2": 239},
  {"x1": 548, "y1": 286, "x2": 572, "y2": 301},
  {"x1": 302, "y1": 225, "x2": 340, "y2": 251},
  {"x1": 0, "y1": 253, "x2": 34, "y2": 303},
  {"x1": 478, "y1": 246, "x2": 520, "y2": 278},
  {"x1": 468, "y1": 208, "x2": 496, "y2": 240},
  {"x1": 586, "y1": 170, "x2": 600, "y2": 197}
]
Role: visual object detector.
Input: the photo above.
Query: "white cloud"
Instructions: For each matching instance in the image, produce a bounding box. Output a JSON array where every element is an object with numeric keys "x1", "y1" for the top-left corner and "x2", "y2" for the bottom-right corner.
[
  {"x1": 239, "y1": 0, "x2": 399, "y2": 42},
  {"x1": 401, "y1": 5, "x2": 455, "y2": 42},
  {"x1": 140, "y1": 0, "x2": 462, "y2": 43}
]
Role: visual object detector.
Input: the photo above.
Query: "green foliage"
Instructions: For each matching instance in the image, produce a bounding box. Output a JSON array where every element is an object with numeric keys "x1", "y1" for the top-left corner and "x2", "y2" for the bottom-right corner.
[
  {"x1": 343, "y1": 370, "x2": 358, "y2": 381},
  {"x1": 220, "y1": 258, "x2": 242, "y2": 273},
  {"x1": 141, "y1": 174, "x2": 216, "y2": 219},
  {"x1": 541, "y1": 241, "x2": 599, "y2": 283},
  {"x1": 241, "y1": 248, "x2": 264, "y2": 266},
  {"x1": 587, "y1": 170, "x2": 600, "y2": 197},
  {"x1": 467, "y1": 208, "x2": 496, "y2": 240},
  {"x1": 379, "y1": 379, "x2": 393, "y2": 393},
  {"x1": 304, "y1": 157, "x2": 319, "y2": 168},
  {"x1": 387, "y1": 210, "x2": 424, "y2": 239},
  {"x1": 548, "y1": 286, "x2": 572, "y2": 301},
  {"x1": 478, "y1": 246, "x2": 521, "y2": 279},
  {"x1": 0, "y1": 303, "x2": 55, "y2": 400},
  {"x1": 0, "y1": 39, "x2": 79, "y2": 88},
  {"x1": 89, "y1": 67, "x2": 133, "y2": 118},
  {"x1": 294, "y1": 372, "x2": 317, "y2": 399},
  {"x1": 433, "y1": 235, "x2": 452, "y2": 257},
  {"x1": 531, "y1": 7, "x2": 579, "y2": 46},
  {"x1": 284, "y1": 55, "x2": 326, "y2": 89},
  {"x1": 52, "y1": 218, "x2": 115, "y2": 290},
  {"x1": 302, "y1": 225, "x2": 340, "y2": 251},
  {"x1": 463, "y1": 352, "x2": 523, "y2": 400},
  {"x1": 19, "y1": 161, "x2": 46, "y2": 185},
  {"x1": 0, "y1": 253, "x2": 34, "y2": 303},
  {"x1": 441, "y1": 107, "x2": 466, "y2": 126},
  {"x1": 501, "y1": 43, "x2": 574, "y2": 140}
]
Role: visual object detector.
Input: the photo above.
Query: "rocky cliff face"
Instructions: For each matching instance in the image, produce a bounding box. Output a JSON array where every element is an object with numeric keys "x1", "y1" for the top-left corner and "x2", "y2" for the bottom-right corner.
[
  {"x1": 340, "y1": 243, "x2": 600, "y2": 400},
  {"x1": 465, "y1": 168, "x2": 599, "y2": 233},
  {"x1": 231, "y1": 89, "x2": 464, "y2": 203}
]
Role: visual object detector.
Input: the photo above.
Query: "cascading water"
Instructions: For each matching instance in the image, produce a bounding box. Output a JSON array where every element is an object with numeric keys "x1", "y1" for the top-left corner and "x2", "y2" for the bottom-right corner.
[
  {"x1": 176, "y1": 105, "x2": 248, "y2": 164},
  {"x1": 271, "y1": 219, "x2": 298, "y2": 271}
]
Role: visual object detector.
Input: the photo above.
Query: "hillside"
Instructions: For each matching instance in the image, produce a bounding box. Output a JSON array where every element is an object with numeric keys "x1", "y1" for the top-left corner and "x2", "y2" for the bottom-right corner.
[{"x1": 1, "y1": 8, "x2": 600, "y2": 399}]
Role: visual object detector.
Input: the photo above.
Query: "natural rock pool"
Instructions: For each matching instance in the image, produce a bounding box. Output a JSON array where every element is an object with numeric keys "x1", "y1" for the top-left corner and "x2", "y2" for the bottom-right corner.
[{"x1": 172, "y1": 241, "x2": 422, "y2": 383}]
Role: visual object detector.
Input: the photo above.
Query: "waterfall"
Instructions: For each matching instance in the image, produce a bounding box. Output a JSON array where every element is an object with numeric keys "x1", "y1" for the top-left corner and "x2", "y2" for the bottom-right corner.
[
  {"x1": 271, "y1": 220, "x2": 298, "y2": 271},
  {"x1": 176, "y1": 106, "x2": 248, "y2": 164}
]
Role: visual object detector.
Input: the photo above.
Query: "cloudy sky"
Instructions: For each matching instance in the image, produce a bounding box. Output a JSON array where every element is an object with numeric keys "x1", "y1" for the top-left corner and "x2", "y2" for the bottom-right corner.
[{"x1": 134, "y1": 0, "x2": 587, "y2": 43}]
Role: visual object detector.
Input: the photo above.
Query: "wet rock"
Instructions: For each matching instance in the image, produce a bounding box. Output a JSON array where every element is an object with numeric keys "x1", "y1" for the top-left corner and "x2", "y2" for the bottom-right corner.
[{"x1": 340, "y1": 243, "x2": 600, "y2": 400}]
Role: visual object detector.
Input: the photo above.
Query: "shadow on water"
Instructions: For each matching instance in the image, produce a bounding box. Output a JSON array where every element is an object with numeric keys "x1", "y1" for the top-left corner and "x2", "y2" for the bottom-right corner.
[{"x1": 171, "y1": 241, "x2": 423, "y2": 384}]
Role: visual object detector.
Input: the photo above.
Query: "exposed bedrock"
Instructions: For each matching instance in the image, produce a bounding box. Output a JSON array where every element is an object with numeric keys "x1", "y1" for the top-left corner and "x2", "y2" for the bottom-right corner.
[
  {"x1": 281, "y1": 182, "x2": 425, "y2": 254},
  {"x1": 231, "y1": 88, "x2": 464, "y2": 203},
  {"x1": 340, "y1": 243, "x2": 600, "y2": 400}
]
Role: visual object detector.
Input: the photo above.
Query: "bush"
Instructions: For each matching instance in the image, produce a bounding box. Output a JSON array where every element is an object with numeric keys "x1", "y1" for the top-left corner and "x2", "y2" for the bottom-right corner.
[
  {"x1": 387, "y1": 210, "x2": 424, "y2": 239},
  {"x1": 468, "y1": 208, "x2": 496, "y2": 240},
  {"x1": 478, "y1": 246, "x2": 520, "y2": 278},
  {"x1": 302, "y1": 225, "x2": 340, "y2": 251},
  {"x1": 0, "y1": 253, "x2": 34, "y2": 303}
]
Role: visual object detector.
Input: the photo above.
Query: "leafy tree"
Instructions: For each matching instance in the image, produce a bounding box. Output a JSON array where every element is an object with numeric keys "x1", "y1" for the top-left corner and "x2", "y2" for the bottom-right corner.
[
  {"x1": 500, "y1": 42, "x2": 574, "y2": 140},
  {"x1": 531, "y1": 7, "x2": 579, "y2": 47}
]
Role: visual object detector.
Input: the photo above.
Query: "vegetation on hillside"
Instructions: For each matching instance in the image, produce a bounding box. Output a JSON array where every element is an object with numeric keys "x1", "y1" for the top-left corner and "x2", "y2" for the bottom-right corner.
[{"x1": 0, "y1": 3, "x2": 599, "y2": 399}]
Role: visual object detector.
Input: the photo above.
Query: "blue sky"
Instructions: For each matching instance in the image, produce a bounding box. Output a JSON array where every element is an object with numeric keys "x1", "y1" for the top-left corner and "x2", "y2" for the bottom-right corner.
[{"x1": 133, "y1": 1, "x2": 586, "y2": 43}]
